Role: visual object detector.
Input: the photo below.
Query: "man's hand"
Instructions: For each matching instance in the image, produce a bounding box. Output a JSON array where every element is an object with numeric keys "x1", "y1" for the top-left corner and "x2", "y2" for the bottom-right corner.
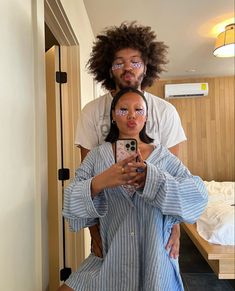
[
  {"x1": 89, "y1": 224, "x2": 103, "y2": 257},
  {"x1": 165, "y1": 224, "x2": 180, "y2": 259},
  {"x1": 167, "y1": 143, "x2": 183, "y2": 258}
]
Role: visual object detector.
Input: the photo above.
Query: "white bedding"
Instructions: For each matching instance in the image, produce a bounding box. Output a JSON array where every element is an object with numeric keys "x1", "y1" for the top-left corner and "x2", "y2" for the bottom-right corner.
[{"x1": 196, "y1": 180, "x2": 235, "y2": 246}]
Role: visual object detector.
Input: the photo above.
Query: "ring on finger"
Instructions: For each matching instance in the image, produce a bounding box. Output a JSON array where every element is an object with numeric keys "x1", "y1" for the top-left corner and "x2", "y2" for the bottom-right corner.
[
  {"x1": 121, "y1": 167, "x2": 125, "y2": 174},
  {"x1": 136, "y1": 167, "x2": 145, "y2": 173}
]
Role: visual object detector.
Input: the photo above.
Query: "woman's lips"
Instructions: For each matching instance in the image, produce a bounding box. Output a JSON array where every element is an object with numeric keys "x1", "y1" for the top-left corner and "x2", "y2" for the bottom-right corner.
[{"x1": 127, "y1": 121, "x2": 137, "y2": 128}]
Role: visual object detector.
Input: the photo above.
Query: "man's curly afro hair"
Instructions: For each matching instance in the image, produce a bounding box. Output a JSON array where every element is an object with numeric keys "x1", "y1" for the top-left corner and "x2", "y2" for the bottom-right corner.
[{"x1": 86, "y1": 22, "x2": 168, "y2": 91}]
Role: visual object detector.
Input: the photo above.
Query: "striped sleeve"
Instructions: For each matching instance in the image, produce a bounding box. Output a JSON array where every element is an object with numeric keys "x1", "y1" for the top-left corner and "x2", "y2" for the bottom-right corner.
[
  {"x1": 137, "y1": 156, "x2": 208, "y2": 224},
  {"x1": 63, "y1": 147, "x2": 108, "y2": 229}
]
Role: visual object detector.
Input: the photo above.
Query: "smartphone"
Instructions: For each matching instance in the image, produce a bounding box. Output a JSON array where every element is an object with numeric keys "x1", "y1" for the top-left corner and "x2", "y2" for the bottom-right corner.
[{"x1": 115, "y1": 139, "x2": 137, "y2": 163}]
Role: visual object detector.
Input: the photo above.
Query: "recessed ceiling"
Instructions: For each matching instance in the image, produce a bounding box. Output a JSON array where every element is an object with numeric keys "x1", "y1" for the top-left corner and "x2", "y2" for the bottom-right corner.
[{"x1": 83, "y1": 0, "x2": 234, "y2": 79}]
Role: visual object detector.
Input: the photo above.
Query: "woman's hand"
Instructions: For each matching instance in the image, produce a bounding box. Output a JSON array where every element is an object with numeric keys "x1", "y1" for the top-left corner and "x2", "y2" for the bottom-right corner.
[
  {"x1": 91, "y1": 153, "x2": 138, "y2": 197},
  {"x1": 124, "y1": 149, "x2": 147, "y2": 189}
]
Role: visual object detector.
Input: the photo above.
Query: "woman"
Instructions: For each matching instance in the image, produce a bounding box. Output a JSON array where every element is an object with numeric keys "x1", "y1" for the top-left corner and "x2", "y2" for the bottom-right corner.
[{"x1": 58, "y1": 87, "x2": 207, "y2": 291}]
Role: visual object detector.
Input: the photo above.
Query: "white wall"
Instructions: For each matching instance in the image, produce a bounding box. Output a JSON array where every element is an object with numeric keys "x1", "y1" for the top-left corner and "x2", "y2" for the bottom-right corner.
[
  {"x1": 0, "y1": 0, "x2": 96, "y2": 290},
  {"x1": 61, "y1": 0, "x2": 96, "y2": 109},
  {"x1": 0, "y1": 0, "x2": 47, "y2": 290}
]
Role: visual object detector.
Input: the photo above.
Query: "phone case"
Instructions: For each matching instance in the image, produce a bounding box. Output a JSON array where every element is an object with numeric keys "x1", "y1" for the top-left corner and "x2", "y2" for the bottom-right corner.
[
  {"x1": 115, "y1": 139, "x2": 137, "y2": 196},
  {"x1": 115, "y1": 139, "x2": 137, "y2": 163}
]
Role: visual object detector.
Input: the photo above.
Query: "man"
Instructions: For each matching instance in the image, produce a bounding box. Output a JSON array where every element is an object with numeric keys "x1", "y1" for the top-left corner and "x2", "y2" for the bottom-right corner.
[{"x1": 75, "y1": 22, "x2": 186, "y2": 259}]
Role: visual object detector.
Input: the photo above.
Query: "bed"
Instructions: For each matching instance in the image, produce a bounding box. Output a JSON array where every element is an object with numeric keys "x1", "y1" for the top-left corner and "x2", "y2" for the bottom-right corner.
[{"x1": 182, "y1": 181, "x2": 235, "y2": 279}]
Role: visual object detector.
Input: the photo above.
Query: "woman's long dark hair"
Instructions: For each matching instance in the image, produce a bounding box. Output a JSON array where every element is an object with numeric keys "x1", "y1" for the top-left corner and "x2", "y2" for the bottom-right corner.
[{"x1": 105, "y1": 88, "x2": 154, "y2": 144}]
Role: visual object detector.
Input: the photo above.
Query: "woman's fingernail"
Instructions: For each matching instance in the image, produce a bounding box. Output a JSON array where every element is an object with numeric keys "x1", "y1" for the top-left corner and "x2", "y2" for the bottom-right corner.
[{"x1": 136, "y1": 167, "x2": 144, "y2": 173}]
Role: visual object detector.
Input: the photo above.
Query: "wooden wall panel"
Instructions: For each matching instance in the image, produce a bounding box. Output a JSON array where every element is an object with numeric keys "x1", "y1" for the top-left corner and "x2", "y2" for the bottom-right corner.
[{"x1": 147, "y1": 76, "x2": 234, "y2": 181}]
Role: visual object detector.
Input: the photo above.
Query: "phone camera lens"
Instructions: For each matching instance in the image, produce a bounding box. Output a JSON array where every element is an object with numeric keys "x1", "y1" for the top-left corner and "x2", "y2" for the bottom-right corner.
[
  {"x1": 130, "y1": 141, "x2": 135, "y2": 145},
  {"x1": 125, "y1": 143, "x2": 130, "y2": 148},
  {"x1": 130, "y1": 146, "x2": 135, "y2": 151}
]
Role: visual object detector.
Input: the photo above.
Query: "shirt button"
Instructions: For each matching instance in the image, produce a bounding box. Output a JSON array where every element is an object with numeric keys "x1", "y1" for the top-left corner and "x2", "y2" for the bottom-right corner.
[{"x1": 130, "y1": 232, "x2": 135, "y2": 236}]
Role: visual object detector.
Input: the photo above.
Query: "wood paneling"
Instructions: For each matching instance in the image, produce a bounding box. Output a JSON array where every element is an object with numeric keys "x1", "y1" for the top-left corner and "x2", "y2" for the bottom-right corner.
[{"x1": 147, "y1": 76, "x2": 234, "y2": 181}]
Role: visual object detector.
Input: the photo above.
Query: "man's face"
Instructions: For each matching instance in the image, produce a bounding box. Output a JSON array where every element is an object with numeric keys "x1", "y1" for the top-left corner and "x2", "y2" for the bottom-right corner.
[{"x1": 111, "y1": 48, "x2": 145, "y2": 91}]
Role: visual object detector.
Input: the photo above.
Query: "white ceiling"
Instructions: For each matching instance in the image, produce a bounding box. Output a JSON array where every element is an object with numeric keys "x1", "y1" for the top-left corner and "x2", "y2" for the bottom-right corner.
[{"x1": 83, "y1": 0, "x2": 234, "y2": 79}]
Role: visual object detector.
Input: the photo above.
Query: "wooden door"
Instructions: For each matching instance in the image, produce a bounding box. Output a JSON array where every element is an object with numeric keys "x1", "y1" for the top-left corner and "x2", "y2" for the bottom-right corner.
[
  {"x1": 46, "y1": 45, "x2": 85, "y2": 290},
  {"x1": 46, "y1": 46, "x2": 64, "y2": 290},
  {"x1": 60, "y1": 45, "x2": 85, "y2": 272}
]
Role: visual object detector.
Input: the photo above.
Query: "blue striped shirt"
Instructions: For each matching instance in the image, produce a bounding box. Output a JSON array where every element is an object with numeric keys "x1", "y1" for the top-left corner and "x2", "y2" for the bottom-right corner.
[{"x1": 63, "y1": 142, "x2": 208, "y2": 291}]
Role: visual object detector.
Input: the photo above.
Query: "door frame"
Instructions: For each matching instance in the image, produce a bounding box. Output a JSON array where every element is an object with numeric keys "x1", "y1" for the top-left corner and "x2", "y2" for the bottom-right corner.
[
  {"x1": 44, "y1": 0, "x2": 85, "y2": 288},
  {"x1": 44, "y1": 0, "x2": 79, "y2": 46}
]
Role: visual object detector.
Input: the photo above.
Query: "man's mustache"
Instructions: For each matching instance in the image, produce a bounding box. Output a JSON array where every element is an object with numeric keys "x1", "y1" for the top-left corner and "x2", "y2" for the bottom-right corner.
[{"x1": 121, "y1": 71, "x2": 135, "y2": 78}]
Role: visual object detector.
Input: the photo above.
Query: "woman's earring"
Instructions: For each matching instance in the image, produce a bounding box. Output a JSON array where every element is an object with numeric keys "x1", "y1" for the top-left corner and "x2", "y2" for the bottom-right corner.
[
  {"x1": 144, "y1": 66, "x2": 147, "y2": 76},
  {"x1": 109, "y1": 70, "x2": 113, "y2": 78},
  {"x1": 112, "y1": 120, "x2": 116, "y2": 124}
]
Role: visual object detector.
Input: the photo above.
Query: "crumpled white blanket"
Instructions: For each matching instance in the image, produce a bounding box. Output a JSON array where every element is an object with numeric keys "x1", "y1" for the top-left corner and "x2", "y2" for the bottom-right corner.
[{"x1": 196, "y1": 180, "x2": 235, "y2": 245}]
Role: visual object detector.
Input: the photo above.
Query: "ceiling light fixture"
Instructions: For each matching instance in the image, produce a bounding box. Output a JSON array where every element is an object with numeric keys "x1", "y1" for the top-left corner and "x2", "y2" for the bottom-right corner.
[{"x1": 213, "y1": 23, "x2": 235, "y2": 57}]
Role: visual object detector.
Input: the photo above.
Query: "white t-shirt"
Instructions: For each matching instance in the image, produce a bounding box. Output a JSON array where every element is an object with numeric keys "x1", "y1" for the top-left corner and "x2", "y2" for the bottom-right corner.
[{"x1": 75, "y1": 92, "x2": 186, "y2": 149}]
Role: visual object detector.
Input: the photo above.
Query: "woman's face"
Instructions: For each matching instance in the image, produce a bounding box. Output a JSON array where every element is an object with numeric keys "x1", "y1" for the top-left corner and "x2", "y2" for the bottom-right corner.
[{"x1": 112, "y1": 92, "x2": 147, "y2": 140}]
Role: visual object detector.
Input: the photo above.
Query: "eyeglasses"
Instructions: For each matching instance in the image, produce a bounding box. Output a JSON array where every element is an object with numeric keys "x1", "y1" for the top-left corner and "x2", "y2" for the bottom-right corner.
[{"x1": 111, "y1": 60, "x2": 144, "y2": 71}]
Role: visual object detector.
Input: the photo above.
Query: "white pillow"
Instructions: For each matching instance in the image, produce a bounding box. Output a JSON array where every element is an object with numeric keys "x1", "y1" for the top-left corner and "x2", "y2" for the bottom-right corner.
[
  {"x1": 197, "y1": 181, "x2": 235, "y2": 245},
  {"x1": 197, "y1": 202, "x2": 235, "y2": 245}
]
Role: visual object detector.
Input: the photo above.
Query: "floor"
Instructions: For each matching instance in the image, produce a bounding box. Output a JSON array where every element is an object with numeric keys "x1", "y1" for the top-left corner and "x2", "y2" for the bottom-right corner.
[{"x1": 179, "y1": 227, "x2": 235, "y2": 291}]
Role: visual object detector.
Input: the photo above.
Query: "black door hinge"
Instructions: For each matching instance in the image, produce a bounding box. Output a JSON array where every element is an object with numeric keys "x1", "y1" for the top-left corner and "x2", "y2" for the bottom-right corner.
[
  {"x1": 58, "y1": 168, "x2": 70, "y2": 181},
  {"x1": 60, "y1": 267, "x2": 72, "y2": 281},
  {"x1": 56, "y1": 71, "x2": 67, "y2": 83}
]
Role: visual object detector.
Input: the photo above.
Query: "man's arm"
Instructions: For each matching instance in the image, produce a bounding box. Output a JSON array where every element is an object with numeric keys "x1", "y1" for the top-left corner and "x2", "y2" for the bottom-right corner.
[
  {"x1": 168, "y1": 144, "x2": 180, "y2": 157},
  {"x1": 80, "y1": 146, "x2": 91, "y2": 162}
]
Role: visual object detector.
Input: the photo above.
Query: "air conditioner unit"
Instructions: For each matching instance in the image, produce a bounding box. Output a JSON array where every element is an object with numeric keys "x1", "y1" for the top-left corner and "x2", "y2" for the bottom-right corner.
[{"x1": 165, "y1": 83, "x2": 208, "y2": 98}]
